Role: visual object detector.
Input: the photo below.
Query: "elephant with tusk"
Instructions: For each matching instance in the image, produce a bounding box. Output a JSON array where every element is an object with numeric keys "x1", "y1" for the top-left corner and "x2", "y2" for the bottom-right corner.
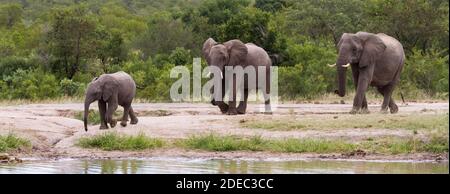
[
  {"x1": 329, "y1": 32, "x2": 405, "y2": 114},
  {"x1": 83, "y1": 71, "x2": 138, "y2": 131}
]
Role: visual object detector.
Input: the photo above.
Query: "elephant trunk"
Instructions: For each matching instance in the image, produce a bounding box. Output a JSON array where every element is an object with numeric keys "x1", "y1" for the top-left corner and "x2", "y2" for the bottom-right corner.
[
  {"x1": 84, "y1": 99, "x2": 92, "y2": 131},
  {"x1": 335, "y1": 56, "x2": 348, "y2": 97}
]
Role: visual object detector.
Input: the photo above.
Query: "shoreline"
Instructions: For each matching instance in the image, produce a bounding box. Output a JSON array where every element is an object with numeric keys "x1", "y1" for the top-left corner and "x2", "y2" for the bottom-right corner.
[
  {"x1": 1, "y1": 102, "x2": 448, "y2": 164},
  {"x1": 13, "y1": 148, "x2": 449, "y2": 163}
]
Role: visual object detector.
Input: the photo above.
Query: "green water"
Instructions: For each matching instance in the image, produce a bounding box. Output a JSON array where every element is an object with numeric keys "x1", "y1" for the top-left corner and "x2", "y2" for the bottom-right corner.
[{"x1": 0, "y1": 158, "x2": 448, "y2": 174}]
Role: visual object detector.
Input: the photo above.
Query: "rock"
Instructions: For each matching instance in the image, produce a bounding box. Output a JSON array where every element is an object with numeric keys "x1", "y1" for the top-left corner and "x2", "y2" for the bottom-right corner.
[
  {"x1": 0, "y1": 153, "x2": 9, "y2": 160},
  {"x1": 0, "y1": 153, "x2": 23, "y2": 163}
]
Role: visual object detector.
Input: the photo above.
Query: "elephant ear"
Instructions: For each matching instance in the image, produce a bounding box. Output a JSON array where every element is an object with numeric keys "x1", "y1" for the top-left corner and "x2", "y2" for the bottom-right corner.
[
  {"x1": 202, "y1": 38, "x2": 217, "y2": 64},
  {"x1": 358, "y1": 34, "x2": 386, "y2": 68},
  {"x1": 336, "y1": 33, "x2": 348, "y2": 49},
  {"x1": 101, "y1": 76, "x2": 119, "y2": 102},
  {"x1": 223, "y1": 39, "x2": 248, "y2": 66}
]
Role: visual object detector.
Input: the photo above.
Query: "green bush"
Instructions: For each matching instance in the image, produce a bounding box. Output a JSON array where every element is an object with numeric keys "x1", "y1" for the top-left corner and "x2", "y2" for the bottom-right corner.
[
  {"x1": 400, "y1": 49, "x2": 449, "y2": 98},
  {"x1": 0, "y1": 133, "x2": 31, "y2": 152},
  {"x1": 278, "y1": 40, "x2": 343, "y2": 99},
  {"x1": 0, "y1": 56, "x2": 38, "y2": 78},
  {"x1": 169, "y1": 47, "x2": 192, "y2": 66},
  {"x1": 2, "y1": 69, "x2": 60, "y2": 100},
  {"x1": 60, "y1": 78, "x2": 85, "y2": 96},
  {"x1": 77, "y1": 132, "x2": 164, "y2": 151}
]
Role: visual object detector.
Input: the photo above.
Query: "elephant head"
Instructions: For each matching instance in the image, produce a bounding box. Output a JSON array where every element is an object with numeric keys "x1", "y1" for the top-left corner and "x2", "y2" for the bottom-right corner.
[
  {"x1": 84, "y1": 76, "x2": 118, "y2": 131},
  {"x1": 329, "y1": 32, "x2": 386, "y2": 97},
  {"x1": 202, "y1": 38, "x2": 248, "y2": 108}
]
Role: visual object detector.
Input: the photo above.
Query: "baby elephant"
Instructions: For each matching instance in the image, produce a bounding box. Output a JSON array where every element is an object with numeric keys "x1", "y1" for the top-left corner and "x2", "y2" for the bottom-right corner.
[{"x1": 83, "y1": 71, "x2": 138, "y2": 131}]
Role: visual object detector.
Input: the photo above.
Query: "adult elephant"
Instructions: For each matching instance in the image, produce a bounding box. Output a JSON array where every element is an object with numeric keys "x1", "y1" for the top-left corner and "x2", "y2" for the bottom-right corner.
[
  {"x1": 329, "y1": 32, "x2": 405, "y2": 114},
  {"x1": 202, "y1": 38, "x2": 272, "y2": 115},
  {"x1": 84, "y1": 71, "x2": 138, "y2": 131}
]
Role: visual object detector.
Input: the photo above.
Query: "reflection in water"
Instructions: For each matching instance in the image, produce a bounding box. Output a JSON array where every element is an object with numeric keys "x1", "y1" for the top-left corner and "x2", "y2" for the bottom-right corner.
[{"x1": 0, "y1": 158, "x2": 448, "y2": 174}]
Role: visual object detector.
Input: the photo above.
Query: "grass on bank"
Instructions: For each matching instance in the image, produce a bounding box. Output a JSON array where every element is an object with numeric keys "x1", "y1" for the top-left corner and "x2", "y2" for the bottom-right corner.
[
  {"x1": 0, "y1": 133, "x2": 31, "y2": 152},
  {"x1": 77, "y1": 132, "x2": 448, "y2": 154},
  {"x1": 178, "y1": 134, "x2": 448, "y2": 154},
  {"x1": 77, "y1": 132, "x2": 164, "y2": 151},
  {"x1": 241, "y1": 113, "x2": 449, "y2": 131}
]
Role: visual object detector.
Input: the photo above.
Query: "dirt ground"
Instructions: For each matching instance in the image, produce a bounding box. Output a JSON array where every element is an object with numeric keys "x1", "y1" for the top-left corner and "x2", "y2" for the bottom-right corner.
[{"x1": 0, "y1": 102, "x2": 448, "y2": 161}]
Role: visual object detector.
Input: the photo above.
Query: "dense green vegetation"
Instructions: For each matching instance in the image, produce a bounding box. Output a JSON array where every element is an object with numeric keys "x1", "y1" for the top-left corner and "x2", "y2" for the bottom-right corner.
[
  {"x1": 77, "y1": 131, "x2": 164, "y2": 151},
  {"x1": 0, "y1": 133, "x2": 31, "y2": 152},
  {"x1": 76, "y1": 132, "x2": 449, "y2": 154},
  {"x1": 0, "y1": 0, "x2": 448, "y2": 101}
]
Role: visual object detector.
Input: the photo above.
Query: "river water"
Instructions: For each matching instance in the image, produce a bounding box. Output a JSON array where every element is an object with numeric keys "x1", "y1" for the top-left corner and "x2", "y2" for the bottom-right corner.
[{"x1": 0, "y1": 158, "x2": 448, "y2": 174}]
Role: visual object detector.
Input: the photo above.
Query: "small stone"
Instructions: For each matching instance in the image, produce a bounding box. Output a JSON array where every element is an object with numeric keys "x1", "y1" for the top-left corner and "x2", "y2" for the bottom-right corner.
[{"x1": 0, "y1": 153, "x2": 9, "y2": 160}]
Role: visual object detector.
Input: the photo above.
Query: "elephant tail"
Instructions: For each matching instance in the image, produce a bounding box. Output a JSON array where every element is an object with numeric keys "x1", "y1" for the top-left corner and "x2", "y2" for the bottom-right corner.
[{"x1": 400, "y1": 92, "x2": 406, "y2": 105}]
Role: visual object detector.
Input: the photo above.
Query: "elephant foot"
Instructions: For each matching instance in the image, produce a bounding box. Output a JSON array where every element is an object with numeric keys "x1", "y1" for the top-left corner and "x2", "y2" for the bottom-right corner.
[
  {"x1": 237, "y1": 107, "x2": 246, "y2": 114},
  {"x1": 380, "y1": 108, "x2": 389, "y2": 114},
  {"x1": 349, "y1": 108, "x2": 359, "y2": 114},
  {"x1": 120, "y1": 121, "x2": 127, "y2": 127},
  {"x1": 227, "y1": 109, "x2": 238, "y2": 115},
  {"x1": 360, "y1": 108, "x2": 370, "y2": 114},
  {"x1": 110, "y1": 119, "x2": 117, "y2": 128},
  {"x1": 130, "y1": 118, "x2": 138, "y2": 125},
  {"x1": 99, "y1": 125, "x2": 109, "y2": 130},
  {"x1": 390, "y1": 104, "x2": 399, "y2": 114},
  {"x1": 218, "y1": 104, "x2": 229, "y2": 114}
]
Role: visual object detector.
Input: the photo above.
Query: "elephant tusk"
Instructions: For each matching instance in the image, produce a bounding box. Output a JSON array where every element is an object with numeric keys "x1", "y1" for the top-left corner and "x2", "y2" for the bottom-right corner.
[
  {"x1": 342, "y1": 63, "x2": 351, "y2": 67},
  {"x1": 206, "y1": 72, "x2": 211, "y2": 77},
  {"x1": 327, "y1": 63, "x2": 336, "y2": 67},
  {"x1": 220, "y1": 72, "x2": 223, "y2": 79}
]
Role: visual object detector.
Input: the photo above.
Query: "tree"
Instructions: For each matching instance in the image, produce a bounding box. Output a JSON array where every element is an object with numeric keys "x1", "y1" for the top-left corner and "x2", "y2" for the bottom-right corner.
[
  {"x1": 365, "y1": 0, "x2": 449, "y2": 53},
  {"x1": 135, "y1": 12, "x2": 195, "y2": 58},
  {"x1": 283, "y1": 0, "x2": 366, "y2": 44},
  {"x1": 96, "y1": 29, "x2": 127, "y2": 73},
  {"x1": 0, "y1": 3, "x2": 23, "y2": 29},
  {"x1": 47, "y1": 6, "x2": 98, "y2": 79},
  {"x1": 221, "y1": 7, "x2": 287, "y2": 65},
  {"x1": 182, "y1": 0, "x2": 250, "y2": 40},
  {"x1": 255, "y1": 0, "x2": 287, "y2": 13}
]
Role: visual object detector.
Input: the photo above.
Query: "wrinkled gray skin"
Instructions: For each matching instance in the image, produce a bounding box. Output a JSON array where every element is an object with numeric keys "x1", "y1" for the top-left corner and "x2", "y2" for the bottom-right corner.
[
  {"x1": 333, "y1": 32, "x2": 405, "y2": 114},
  {"x1": 84, "y1": 71, "x2": 138, "y2": 131},
  {"x1": 202, "y1": 38, "x2": 272, "y2": 115}
]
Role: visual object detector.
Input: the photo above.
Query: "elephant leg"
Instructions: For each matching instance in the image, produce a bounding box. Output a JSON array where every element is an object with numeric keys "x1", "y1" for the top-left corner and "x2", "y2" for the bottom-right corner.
[
  {"x1": 351, "y1": 66, "x2": 369, "y2": 114},
  {"x1": 211, "y1": 78, "x2": 229, "y2": 114},
  {"x1": 351, "y1": 68, "x2": 373, "y2": 114},
  {"x1": 98, "y1": 100, "x2": 108, "y2": 129},
  {"x1": 129, "y1": 106, "x2": 138, "y2": 124},
  {"x1": 378, "y1": 84, "x2": 395, "y2": 114},
  {"x1": 120, "y1": 105, "x2": 130, "y2": 127},
  {"x1": 389, "y1": 97, "x2": 399, "y2": 114},
  {"x1": 237, "y1": 89, "x2": 248, "y2": 114},
  {"x1": 361, "y1": 95, "x2": 370, "y2": 114},
  {"x1": 263, "y1": 67, "x2": 272, "y2": 114},
  {"x1": 264, "y1": 97, "x2": 272, "y2": 114},
  {"x1": 106, "y1": 102, "x2": 118, "y2": 128},
  {"x1": 227, "y1": 74, "x2": 238, "y2": 115}
]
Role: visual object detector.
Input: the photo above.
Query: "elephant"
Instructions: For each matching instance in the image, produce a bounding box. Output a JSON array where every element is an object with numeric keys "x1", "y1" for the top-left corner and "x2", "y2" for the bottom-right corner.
[
  {"x1": 83, "y1": 71, "x2": 138, "y2": 131},
  {"x1": 329, "y1": 31, "x2": 405, "y2": 114},
  {"x1": 202, "y1": 38, "x2": 272, "y2": 115}
]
